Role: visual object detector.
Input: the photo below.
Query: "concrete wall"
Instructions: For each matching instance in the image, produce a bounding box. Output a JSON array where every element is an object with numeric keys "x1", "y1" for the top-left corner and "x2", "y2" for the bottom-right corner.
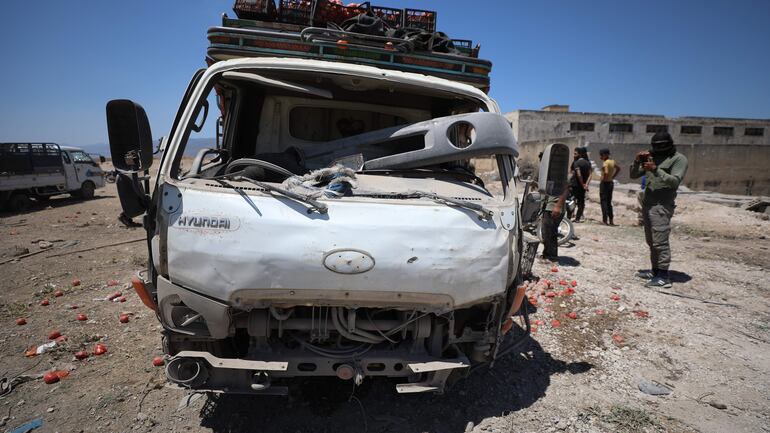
[{"x1": 507, "y1": 110, "x2": 770, "y2": 195}]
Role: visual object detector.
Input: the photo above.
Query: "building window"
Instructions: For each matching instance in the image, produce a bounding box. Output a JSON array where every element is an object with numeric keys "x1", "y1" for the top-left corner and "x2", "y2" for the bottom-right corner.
[
  {"x1": 609, "y1": 123, "x2": 633, "y2": 133},
  {"x1": 569, "y1": 122, "x2": 595, "y2": 132},
  {"x1": 646, "y1": 124, "x2": 668, "y2": 133},
  {"x1": 713, "y1": 126, "x2": 734, "y2": 136},
  {"x1": 680, "y1": 125, "x2": 702, "y2": 134},
  {"x1": 745, "y1": 127, "x2": 764, "y2": 136}
]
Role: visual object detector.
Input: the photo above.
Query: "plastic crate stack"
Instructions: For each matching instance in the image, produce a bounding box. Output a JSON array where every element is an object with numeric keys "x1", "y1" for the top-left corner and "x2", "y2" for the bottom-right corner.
[
  {"x1": 370, "y1": 5, "x2": 402, "y2": 28},
  {"x1": 233, "y1": 0, "x2": 278, "y2": 20},
  {"x1": 279, "y1": 0, "x2": 315, "y2": 25},
  {"x1": 403, "y1": 8, "x2": 436, "y2": 32},
  {"x1": 316, "y1": 0, "x2": 370, "y2": 25}
]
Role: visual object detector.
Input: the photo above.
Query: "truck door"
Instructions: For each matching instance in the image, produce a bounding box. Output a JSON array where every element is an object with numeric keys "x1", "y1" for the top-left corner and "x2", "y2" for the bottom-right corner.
[{"x1": 61, "y1": 151, "x2": 80, "y2": 190}]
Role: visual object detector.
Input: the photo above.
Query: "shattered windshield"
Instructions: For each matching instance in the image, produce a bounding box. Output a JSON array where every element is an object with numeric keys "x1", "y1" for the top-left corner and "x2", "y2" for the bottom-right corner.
[{"x1": 174, "y1": 69, "x2": 514, "y2": 202}]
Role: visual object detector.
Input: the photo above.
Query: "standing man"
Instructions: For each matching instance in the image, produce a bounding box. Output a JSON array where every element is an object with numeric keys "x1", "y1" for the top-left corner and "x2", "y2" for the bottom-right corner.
[
  {"x1": 630, "y1": 132, "x2": 688, "y2": 288},
  {"x1": 570, "y1": 147, "x2": 591, "y2": 222},
  {"x1": 599, "y1": 148, "x2": 621, "y2": 225},
  {"x1": 538, "y1": 151, "x2": 568, "y2": 262}
]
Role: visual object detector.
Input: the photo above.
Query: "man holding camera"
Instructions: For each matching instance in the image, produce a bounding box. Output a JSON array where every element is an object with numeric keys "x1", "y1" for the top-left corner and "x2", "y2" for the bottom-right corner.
[{"x1": 630, "y1": 132, "x2": 688, "y2": 288}]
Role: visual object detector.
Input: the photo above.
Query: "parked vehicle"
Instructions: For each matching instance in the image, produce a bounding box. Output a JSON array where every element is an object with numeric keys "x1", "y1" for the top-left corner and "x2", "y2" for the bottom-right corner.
[
  {"x1": 0, "y1": 143, "x2": 105, "y2": 211},
  {"x1": 107, "y1": 11, "x2": 569, "y2": 396}
]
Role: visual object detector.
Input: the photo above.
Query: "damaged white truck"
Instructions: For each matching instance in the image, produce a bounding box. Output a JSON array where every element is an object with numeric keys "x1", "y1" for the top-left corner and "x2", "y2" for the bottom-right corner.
[{"x1": 107, "y1": 8, "x2": 569, "y2": 395}]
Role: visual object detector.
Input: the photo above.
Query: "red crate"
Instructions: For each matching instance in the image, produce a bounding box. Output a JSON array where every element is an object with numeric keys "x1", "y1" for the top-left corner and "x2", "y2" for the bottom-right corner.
[
  {"x1": 404, "y1": 8, "x2": 436, "y2": 32},
  {"x1": 370, "y1": 5, "x2": 402, "y2": 28},
  {"x1": 233, "y1": 0, "x2": 277, "y2": 20},
  {"x1": 316, "y1": 1, "x2": 369, "y2": 25},
  {"x1": 279, "y1": 0, "x2": 316, "y2": 25}
]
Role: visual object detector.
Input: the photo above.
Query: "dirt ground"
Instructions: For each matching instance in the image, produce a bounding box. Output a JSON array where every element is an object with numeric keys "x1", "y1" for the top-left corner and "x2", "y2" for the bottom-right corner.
[{"x1": 1, "y1": 169, "x2": 769, "y2": 433}]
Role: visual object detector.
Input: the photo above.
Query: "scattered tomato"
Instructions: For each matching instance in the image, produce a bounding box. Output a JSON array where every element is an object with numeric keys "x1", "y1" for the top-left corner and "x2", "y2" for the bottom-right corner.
[
  {"x1": 551, "y1": 319, "x2": 561, "y2": 328},
  {"x1": 48, "y1": 330, "x2": 61, "y2": 340},
  {"x1": 16, "y1": 318, "x2": 27, "y2": 326},
  {"x1": 634, "y1": 310, "x2": 650, "y2": 318},
  {"x1": 559, "y1": 279, "x2": 567, "y2": 286},
  {"x1": 534, "y1": 319, "x2": 544, "y2": 326},
  {"x1": 54, "y1": 370, "x2": 69, "y2": 379},
  {"x1": 117, "y1": 296, "x2": 126, "y2": 303},
  {"x1": 570, "y1": 280, "x2": 577, "y2": 287},
  {"x1": 152, "y1": 356, "x2": 165, "y2": 367},
  {"x1": 43, "y1": 372, "x2": 60, "y2": 384},
  {"x1": 107, "y1": 291, "x2": 122, "y2": 301},
  {"x1": 550, "y1": 267, "x2": 558, "y2": 273},
  {"x1": 74, "y1": 350, "x2": 89, "y2": 360},
  {"x1": 566, "y1": 312, "x2": 578, "y2": 319},
  {"x1": 53, "y1": 290, "x2": 64, "y2": 297},
  {"x1": 70, "y1": 304, "x2": 78, "y2": 309},
  {"x1": 93, "y1": 343, "x2": 108, "y2": 356},
  {"x1": 107, "y1": 279, "x2": 119, "y2": 287},
  {"x1": 530, "y1": 325, "x2": 538, "y2": 334},
  {"x1": 72, "y1": 279, "x2": 81, "y2": 287},
  {"x1": 612, "y1": 334, "x2": 625, "y2": 344},
  {"x1": 119, "y1": 314, "x2": 130, "y2": 323},
  {"x1": 595, "y1": 309, "x2": 606, "y2": 315},
  {"x1": 76, "y1": 314, "x2": 88, "y2": 321},
  {"x1": 545, "y1": 291, "x2": 557, "y2": 298},
  {"x1": 40, "y1": 299, "x2": 50, "y2": 306},
  {"x1": 610, "y1": 294, "x2": 621, "y2": 301}
]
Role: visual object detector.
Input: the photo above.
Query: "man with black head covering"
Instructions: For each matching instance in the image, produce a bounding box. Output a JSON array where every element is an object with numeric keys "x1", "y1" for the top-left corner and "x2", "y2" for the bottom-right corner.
[
  {"x1": 570, "y1": 147, "x2": 591, "y2": 222},
  {"x1": 630, "y1": 132, "x2": 688, "y2": 288}
]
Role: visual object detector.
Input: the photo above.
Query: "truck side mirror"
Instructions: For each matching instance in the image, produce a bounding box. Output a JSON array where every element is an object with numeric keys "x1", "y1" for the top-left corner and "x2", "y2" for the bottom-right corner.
[
  {"x1": 106, "y1": 100, "x2": 154, "y2": 172},
  {"x1": 538, "y1": 143, "x2": 570, "y2": 196}
]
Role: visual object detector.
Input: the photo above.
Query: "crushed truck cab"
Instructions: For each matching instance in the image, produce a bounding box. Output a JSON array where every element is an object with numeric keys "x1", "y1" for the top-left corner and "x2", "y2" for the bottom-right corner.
[{"x1": 107, "y1": 16, "x2": 565, "y2": 395}]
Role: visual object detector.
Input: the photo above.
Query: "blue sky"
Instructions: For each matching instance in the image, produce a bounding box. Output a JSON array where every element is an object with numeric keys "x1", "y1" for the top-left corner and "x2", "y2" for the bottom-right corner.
[{"x1": 1, "y1": 0, "x2": 768, "y2": 146}]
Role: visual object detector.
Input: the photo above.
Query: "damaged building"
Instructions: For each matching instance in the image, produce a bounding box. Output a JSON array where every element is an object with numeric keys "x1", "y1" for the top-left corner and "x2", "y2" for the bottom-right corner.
[{"x1": 507, "y1": 105, "x2": 770, "y2": 195}]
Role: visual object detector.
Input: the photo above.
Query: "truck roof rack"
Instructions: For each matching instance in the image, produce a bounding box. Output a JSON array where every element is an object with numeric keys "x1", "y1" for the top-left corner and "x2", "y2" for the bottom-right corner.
[{"x1": 207, "y1": 15, "x2": 491, "y2": 93}]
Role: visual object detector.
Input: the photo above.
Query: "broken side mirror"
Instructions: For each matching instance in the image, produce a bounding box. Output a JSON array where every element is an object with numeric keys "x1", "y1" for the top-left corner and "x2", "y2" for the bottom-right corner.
[
  {"x1": 106, "y1": 100, "x2": 154, "y2": 172},
  {"x1": 538, "y1": 143, "x2": 570, "y2": 197}
]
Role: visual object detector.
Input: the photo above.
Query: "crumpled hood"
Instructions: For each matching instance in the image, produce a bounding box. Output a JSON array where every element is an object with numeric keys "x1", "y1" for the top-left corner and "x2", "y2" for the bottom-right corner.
[{"x1": 164, "y1": 182, "x2": 515, "y2": 311}]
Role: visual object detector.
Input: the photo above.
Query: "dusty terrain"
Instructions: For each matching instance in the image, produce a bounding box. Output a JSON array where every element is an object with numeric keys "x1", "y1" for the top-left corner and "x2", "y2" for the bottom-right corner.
[{"x1": 1, "y1": 170, "x2": 769, "y2": 433}]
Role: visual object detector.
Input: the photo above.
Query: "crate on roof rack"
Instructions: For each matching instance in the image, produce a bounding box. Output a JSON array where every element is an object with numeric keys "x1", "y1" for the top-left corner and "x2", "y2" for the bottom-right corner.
[
  {"x1": 404, "y1": 8, "x2": 436, "y2": 32},
  {"x1": 233, "y1": 0, "x2": 278, "y2": 20},
  {"x1": 316, "y1": 1, "x2": 369, "y2": 26},
  {"x1": 451, "y1": 39, "x2": 478, "y2": 57},
  {"x1": 370, "y1": 5, "x2": 402, "y2": 28},
  {"x1": 279, "y1": 0, "x2": 316, "y2": 25}
]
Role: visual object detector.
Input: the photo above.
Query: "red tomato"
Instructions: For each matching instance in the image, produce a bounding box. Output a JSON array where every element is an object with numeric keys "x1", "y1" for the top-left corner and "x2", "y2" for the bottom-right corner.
[
  {"x1": 43, "y1": 372, "x2": 60, "y2": 384},
  {"x1": 559, "y1": 279, "x2": 567, "y2": 286},
  {"x1": 93, "y1": 343, "x2": 108, "y2": 356},
  {"x1": 74, "y1": 350, "x2": 89, "y2": 360},
  {"x1": 571, "y1": 280, "x2": 577, "y2": 287},
  {"x1": 40, "y1": 299, "x2": 50, "y2": 306},
  {"x1": 566, "y1": 312, "x2": 577, "y2": 319},
  {"x1": 53, "y1": 290, "x2": 64, "y2": 297},
  {"x1": 107, "y1": 279, "x2": 119, "y2": 287},
  {"x1": 70, "y1": 304, "x2": 78, "y2": 309},
  {"x1": 107, "y1": 291, "x2": 122, "y2": 301},
  {"x1": 118, "y1": 296, "x2": 126, "y2": 303},
  {"x1": 119, "y1": 314, "x2": 130, "y2": 323},
  {"x1": 545, "y1": 291, "x2": 557, "y2": 298},
  {"x1": 595, "y1": 309, "x2": 606, "y2": 315},
  {"x1": 152, "y1": 356, "x2": 165, "y2": 367},
  {"x1": 48, "y1": 330, "x2": 61, "y2": 340},
  {"x1": 610, "y1": 294, "x2": 621, "y2": 301},
  {"x1": 551, "y1": 319, "x2": 561, "y2": 328},
  {"x1": 71, "y1": 279, "x2": 81, "y2": 287},
  {"x1": 76, "y1": 314, "x2": 88, "y2": 321},
  {"x1": 550, "y1": 267, "x2": 558, "y2": 273},
  {"x1": 15, "y1": 318, "x2": 27, "y2": 326},
  {"x1": 612, "y1": 334, "x2": 625, "y2": 344}
]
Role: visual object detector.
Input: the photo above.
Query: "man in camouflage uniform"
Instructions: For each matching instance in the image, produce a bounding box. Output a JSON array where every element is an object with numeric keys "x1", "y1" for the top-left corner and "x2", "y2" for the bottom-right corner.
[{"x1": 630, "y1": 132, "x2": 688, "y2": 288}]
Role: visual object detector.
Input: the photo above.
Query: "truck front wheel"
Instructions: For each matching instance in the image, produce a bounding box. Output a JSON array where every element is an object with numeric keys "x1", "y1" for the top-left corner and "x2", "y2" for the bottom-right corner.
[
  {"x1": 8, "y1": 193, "x2": 32, "y2": 212},
  {"x1": 73, "y1": 181, "x2": 96, "y2": 200}
]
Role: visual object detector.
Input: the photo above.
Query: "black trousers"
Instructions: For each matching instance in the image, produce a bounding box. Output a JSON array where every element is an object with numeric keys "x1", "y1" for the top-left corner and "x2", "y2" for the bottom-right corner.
[
  {"x1": 541, "y1": 210, "x2": 560, "y2": 258},
  {"x1": 571, "y1": 185, "x2": 585, "y2": 221},
  {"x1": 600, "y1": 181, "x2": 614, "y2": 222}
]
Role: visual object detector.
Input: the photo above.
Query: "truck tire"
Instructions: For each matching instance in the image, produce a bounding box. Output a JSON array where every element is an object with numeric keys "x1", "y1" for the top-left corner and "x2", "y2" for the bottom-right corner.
[
  {"x1": 8, "y1": 193, "x2": 32, "y2": 212},
  {"x1": 73, "y1": 181, "x2": 96, "y2": 200}
]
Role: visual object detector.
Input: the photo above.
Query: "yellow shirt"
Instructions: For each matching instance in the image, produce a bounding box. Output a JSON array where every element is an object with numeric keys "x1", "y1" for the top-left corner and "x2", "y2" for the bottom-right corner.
[{"x1": 601, "y1": 159, "x2": 616, "y2": 182}]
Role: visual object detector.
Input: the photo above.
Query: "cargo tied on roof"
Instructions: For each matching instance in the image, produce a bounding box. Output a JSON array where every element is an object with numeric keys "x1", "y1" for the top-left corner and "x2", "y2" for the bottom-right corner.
[{"x1": 220, "y1": 0, "x2": 489, "y2": 92}]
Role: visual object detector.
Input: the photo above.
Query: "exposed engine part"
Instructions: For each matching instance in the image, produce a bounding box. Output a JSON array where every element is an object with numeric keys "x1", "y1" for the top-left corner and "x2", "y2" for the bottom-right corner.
[{"x1": 166, "y1": 357, "x2": 209, "y2": 388}]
